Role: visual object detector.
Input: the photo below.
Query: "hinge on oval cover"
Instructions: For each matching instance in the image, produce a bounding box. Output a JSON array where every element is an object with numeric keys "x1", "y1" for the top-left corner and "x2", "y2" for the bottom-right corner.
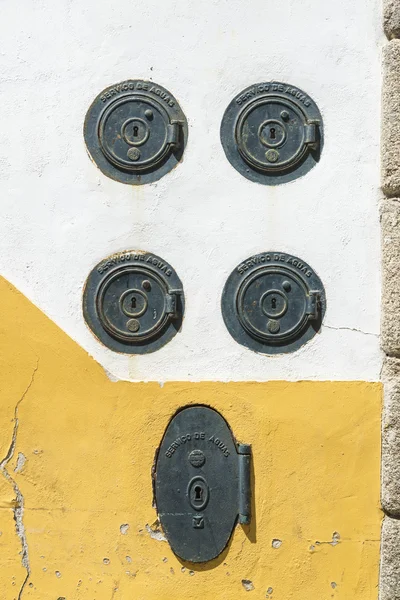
[{"x1": 237, "y1": 443, "x2": 252, "y2": 525}]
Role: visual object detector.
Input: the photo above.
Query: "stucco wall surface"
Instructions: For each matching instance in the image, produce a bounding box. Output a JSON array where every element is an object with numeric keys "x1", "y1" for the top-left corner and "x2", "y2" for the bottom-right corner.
[
  {"x1": 0, "y1": 0, "x2": 382, "y2": 382},
  {"x1": 0, "y1": 278, "x2": 382, "y2": 600}
]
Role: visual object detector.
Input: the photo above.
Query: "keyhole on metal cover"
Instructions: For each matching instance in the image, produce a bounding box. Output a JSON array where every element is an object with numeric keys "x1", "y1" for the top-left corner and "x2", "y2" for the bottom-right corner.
[
  {"x1": 270, "y1": 127, "x2": 276, "y2": 140},
  {"x1": 194, "y1": 486, "x2": 203, "y2": 501},
  {"x1": 271, "y1": 297, "x2": 277, "y2": 309},
  {"x1": 131, "y1": 296, "x2": 137, "y2": 309},
  {"x1": 133, "y1": 125, "x2": 139, "y2": 137}
]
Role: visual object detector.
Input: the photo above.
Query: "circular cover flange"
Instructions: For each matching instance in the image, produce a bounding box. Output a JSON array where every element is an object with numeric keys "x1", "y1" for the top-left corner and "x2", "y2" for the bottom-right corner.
[
  {"x1": 83, "y1": 250, "x2": 184, "y2": 354},
  {"x1": 221, "y1": 251, "x2": 326, "y2": 354},
  {"x1": 84, "y1": 80, "x2": 188, "y2": 185},
  {"x1": 220, "y1": 81, "x2": 323, "y2": 185}
]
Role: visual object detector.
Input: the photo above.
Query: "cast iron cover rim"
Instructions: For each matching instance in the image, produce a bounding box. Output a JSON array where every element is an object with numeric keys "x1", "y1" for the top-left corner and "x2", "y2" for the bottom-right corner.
[
  {"x1": 82, "y1": 250, "x2": 185, "y2": 354},
  {"x1": 221, "y1": 251, "x2": 326, "y2": 355},
  {"x1": 220, "y1": 80, "x2": 324, "y2": 185},
  {"x1": 84, "y1": 79, "x2": 188, "y2": 185}
]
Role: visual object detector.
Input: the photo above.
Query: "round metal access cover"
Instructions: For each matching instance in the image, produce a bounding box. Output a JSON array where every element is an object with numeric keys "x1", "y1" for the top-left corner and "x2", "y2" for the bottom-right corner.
[
  {"x1": 83, "y1": 251, "x2": 184, "y2": 354},
  {"x1": 84, "y1": 80, "x2": 188, "y2": 185},
  {"x1": 220, "y1": 81, "x2": 323, "y2": 185},
  {"x1": 221, "y1": 252, "x2": 326, "y2": 354}
]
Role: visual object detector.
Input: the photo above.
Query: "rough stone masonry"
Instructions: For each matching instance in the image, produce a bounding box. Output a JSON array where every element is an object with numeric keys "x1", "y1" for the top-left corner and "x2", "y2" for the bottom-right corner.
[{"x1": 380, "y1": 3, "x2": 400, "y2": 598}]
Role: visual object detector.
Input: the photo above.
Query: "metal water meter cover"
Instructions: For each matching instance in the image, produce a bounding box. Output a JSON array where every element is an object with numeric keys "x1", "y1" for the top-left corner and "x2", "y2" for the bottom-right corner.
[
  {"x1": 83, "y1": 251, "x2": 184, "y2": 354},
  {"x1": 84, "y1": 80, "x2": 188, "y2": 185},
  {"x1": 220, "y1": 81, "x2": 323, "y2": 185},
  {"x1": 221, "y1": 252, "x2": 326, "y2": 354},
  {"x1": 154, "y1": 405, "x2": 251, "y2": 563}
]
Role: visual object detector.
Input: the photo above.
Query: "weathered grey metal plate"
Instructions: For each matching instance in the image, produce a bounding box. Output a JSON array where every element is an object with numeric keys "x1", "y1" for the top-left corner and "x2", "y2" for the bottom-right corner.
[
  {"x1": 83, "y1": 250, "x2": 184, "y2": 354},
  {"x1": 220, "y1": 81, "x2": 323, "y2": 185},
  {"x1": 84, "y1": 80, "x2": 188, "y2": 185},
  {"x1": 221, "y1": 252, "x2": 326, "y2": 354},
  {"x1": 154, "y1": 406, "x2": 251, "y2": 563}
]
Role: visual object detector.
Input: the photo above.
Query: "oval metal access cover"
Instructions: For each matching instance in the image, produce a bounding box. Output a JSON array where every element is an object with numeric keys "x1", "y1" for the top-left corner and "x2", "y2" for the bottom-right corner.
[{"x1": 154, "y1": 405, "x2": 251, "y2": 563}]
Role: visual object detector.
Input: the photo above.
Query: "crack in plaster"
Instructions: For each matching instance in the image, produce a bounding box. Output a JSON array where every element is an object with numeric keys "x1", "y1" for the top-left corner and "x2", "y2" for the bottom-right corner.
[
  {"x1": 313, "y1": 531, "x2": 341, "y2": 547},
  {"x1": 323, "y1": 324, "x2": 379, "y2": 338},
  {"x1": 0, "y1": 360, "x2": 38, "y2": 599},
  {"x1": 380, "y1": 358, "x2": 386, "y2": 382}
]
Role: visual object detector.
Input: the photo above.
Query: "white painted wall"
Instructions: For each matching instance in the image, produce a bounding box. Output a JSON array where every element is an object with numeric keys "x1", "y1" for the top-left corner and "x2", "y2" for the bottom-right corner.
[{"x1": 0, "y1": 0, "x2": 383, "y2": 381}]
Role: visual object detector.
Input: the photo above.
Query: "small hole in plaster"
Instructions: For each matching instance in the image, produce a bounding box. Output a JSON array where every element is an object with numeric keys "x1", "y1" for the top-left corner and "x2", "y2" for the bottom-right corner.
[
  {"x1": 242, "y1": 579, "x2": 255, "y2": 591},
  {"x1": 330, "y1": 532, "x2": 340, "y2": 546}
]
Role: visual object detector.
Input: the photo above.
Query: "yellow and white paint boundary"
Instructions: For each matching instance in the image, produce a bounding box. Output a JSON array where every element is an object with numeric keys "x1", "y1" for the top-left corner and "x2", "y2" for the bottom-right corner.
[{"x1": 0, "y1": 279, "x2": 381, "y2": 599}]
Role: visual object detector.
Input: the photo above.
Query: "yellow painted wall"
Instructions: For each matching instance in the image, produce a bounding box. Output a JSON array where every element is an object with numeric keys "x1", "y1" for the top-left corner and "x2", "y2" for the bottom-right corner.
[{"x1": 0, "y1": 277, "x2": 381, "y2": 599}]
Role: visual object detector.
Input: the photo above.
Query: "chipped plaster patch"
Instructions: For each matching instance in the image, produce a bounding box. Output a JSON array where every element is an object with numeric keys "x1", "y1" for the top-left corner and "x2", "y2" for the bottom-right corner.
[
  {"x1": 145, "y1": 520, "x2": 167, "y2": 542},
  {"x1": 14, "y1": 453, "x2": 26, "y2": 473}
]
